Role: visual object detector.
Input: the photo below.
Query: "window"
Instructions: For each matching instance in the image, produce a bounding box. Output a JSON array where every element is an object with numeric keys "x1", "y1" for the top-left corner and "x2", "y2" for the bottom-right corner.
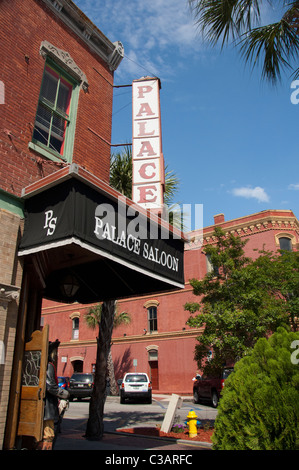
[
  {"x1": 279, "y1": 237, "x2": 292, "y2": 251},
  {"x1": 31, "y1": 61, "x2": 78, "y2": 161},
  {"x1": 148, "y1": 306, "x2": 158, "y2": 333},
  {"x1": 72, "y1": 317, "x2": 79, "y2": 340},
  {"x1": 206, "y1": 254, "x2": 219, "y2": 275}
]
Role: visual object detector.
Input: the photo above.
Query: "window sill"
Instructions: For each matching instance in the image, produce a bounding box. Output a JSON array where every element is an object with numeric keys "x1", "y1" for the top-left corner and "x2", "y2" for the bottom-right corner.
[{"x1": 28, "y1": 141, "x2": 68, "y2": 164}]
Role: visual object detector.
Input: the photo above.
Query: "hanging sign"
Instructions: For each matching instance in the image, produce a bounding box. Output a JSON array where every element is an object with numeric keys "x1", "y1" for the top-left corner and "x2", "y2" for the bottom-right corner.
[{"x1": 132, "y1": 77, "x2": 165, "y2": 211}]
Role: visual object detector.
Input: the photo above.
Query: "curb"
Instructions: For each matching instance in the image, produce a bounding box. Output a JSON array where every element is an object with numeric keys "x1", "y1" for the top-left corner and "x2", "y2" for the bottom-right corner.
[{"x1": 112, "y1": 429, "x2": 213, "y2": 448}]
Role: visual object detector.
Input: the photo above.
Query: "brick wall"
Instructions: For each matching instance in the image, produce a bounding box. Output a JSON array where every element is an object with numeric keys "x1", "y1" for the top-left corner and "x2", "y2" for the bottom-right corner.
[
  {"x1": 0, "y1": 209, "x2": 23, "y2": 449},
  {"x1": 0, "y1": 0, "x2": 116, "y2": 448},
  {"x1": 0, "y1": 0, "x2": 114, "y2": 198}
]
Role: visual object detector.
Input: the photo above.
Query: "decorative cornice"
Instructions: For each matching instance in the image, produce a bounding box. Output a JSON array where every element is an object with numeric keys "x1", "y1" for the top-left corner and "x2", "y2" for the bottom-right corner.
[
  {"x1": 186, "y1": 212, "x2": 299, "y2": 249},
  {"x1": 57, "y1": 328, "x2": 203, "y2": 349},
  {"x1": 69, "y1": 311, "x2": 81, "y2": 319},
  {"x1": 41, "y1": 0, "x2": 124, "y2": 71},
  {"x1": 0, "y1": 283, "x2": 20, "y2": 303},
  {"x1": 40, "y1": 40, "x2": 89, "y2": 91},
  {"x1": 143, "y1": 299, "x2": 160, "y2": 309},
  {"x1": 112, "y1": 328, "x2": 203, "y2": 344}
]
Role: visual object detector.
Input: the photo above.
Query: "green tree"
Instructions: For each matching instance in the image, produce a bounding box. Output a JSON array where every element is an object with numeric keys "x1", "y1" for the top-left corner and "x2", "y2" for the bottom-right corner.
[
  {"x1": 189, "y1": 0, "x2": 299, "y2": 83},
  {"x1": 85, "y1": 303, "x2": 131, "y2": 396},
  {"x1": 250, "y1": 248, "x2": 299, "y2": 332},
  {"x1": 185, "y1": 227, "x2": 298, "y2": 373},
  {"x1": 212, "y1": 327, "x2": 299, "y2": 450}
]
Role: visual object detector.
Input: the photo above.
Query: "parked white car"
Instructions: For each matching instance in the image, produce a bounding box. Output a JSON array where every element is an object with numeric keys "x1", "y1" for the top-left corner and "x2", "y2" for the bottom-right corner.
[{"x1": 120, "y1": 372, "x2": 152, "y2": 404}]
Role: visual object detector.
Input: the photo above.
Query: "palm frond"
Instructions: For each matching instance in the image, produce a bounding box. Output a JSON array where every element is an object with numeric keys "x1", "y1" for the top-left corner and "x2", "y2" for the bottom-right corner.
[
  {"x1": 85, "y1": 304, "x2": 102, "y2": 329},
  {"x1": 110, "y1": 145, "x2": 132, "y2": 198},
  {"x1": 189, "y1": 0, "x2": 299, "y2": 82},
  {"x1": 164, "y1": 165, "x2": 180, "y2": 206},
  {"x1": 239, "y1": 19, "x2": 299, "y2": 83},
  {"x1": 189, "y1": 0, "x2": 261, "y2": 46},
  {"x1": 113, "y1": 311, "x2": 132, "y2": 328}
]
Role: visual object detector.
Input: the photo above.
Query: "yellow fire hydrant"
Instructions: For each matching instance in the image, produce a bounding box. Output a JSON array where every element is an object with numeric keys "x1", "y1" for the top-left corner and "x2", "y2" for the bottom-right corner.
[{"x1": 186, "y1": 410, "x2": 199, "y2": 438}]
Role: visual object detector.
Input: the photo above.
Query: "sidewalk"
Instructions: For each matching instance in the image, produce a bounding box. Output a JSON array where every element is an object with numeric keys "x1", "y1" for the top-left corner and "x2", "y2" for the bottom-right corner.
[{"x1": 53, "y1": 395, "x2": 214, "y2": 451}]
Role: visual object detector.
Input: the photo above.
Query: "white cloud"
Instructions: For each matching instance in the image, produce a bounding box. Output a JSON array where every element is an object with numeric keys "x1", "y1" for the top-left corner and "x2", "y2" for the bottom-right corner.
[
  {"x1": 288, "y1": 183, "x2": 299, "y2": 190},
  {"x1": 232, "y1": 186, "x2": 270, "y2": 203},
  {"x1": 75, "y1": 0, "x2": 200, "y2": 80}
]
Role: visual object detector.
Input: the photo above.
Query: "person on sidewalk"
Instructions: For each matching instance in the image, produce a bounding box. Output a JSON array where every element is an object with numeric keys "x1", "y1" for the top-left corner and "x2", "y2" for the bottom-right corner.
[{"x1": 37, "y1": 339, "x2": 69, "y2": 450}]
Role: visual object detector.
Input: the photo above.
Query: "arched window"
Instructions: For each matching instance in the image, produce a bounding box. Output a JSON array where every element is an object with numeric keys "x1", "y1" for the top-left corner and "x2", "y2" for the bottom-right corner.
[
  {"x1": 144, "y1": 300, "x2": 159, "y2": 334},
  {"x1": 279, "y1": 237, "x2": 292, "y2": 251},
  {"x1": 275, "y1": 233, "x2": 295, "y2": 252},
  {"x1": 70, "y1": 312, "x2": 80, "y2": 340},
  {"x1": 148, "y1": 306, "x2": 157, "y2": 333},
  {"x1": 72, "y1": 317, "x2": 79, "y2": 339}
]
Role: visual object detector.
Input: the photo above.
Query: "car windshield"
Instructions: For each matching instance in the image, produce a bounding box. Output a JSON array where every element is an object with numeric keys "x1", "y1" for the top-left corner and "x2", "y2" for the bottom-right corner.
[
  {"x1": 223, "y1": 368, "x2": 233, "y2": 379},
  {"x1": 71, "y1": 374, "x2": 93, "y2": 382},
  {"x1": 58, "y1": 377, "x2": 65, "y2": 383},
  {"x1": 125, "y1": 374, "x2": 147, "y2": 383}
]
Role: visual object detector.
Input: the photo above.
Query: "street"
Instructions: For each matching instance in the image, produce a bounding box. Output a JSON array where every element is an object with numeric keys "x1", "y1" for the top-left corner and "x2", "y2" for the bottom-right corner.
[{"x1": 61, "y1": 395, "x2": 217, "y2": 434}]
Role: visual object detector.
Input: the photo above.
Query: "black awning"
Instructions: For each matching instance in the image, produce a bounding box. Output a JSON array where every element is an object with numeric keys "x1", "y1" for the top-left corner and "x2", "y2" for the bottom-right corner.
[{"x1": 18, "y1": 173, "x2": 185, "y2": 303}]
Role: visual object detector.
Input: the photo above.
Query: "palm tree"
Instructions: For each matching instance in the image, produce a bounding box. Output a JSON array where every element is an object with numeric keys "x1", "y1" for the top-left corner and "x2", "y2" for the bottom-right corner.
[
  {"x1": 110, "y1": 146, "x2": 183, "y2": 228},
  {"x1": 85, "y1": 304, "x2": 131, "y2": 396},
  {"x1": 110, "y1": 145, "x2": 132, "y2": 197},
  {"x1": 85, "y1": 146, "x2": 181, "y2": 440},
  {"x1": 85, "y1": 299, "x2": 115, "y2": 440},
  {"x1": 189, "y1": 0, "x2": 299, "y2": 83}
]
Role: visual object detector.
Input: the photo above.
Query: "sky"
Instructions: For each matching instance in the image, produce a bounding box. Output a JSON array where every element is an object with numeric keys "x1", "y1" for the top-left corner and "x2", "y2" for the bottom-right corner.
[{"x1": 75, "y1": 0, "x2": 299, "y2": 230}]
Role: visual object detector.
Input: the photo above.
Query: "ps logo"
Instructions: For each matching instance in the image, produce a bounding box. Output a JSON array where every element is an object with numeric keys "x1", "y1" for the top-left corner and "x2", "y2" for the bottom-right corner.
[{"x1": 44, "y1": 210, "x2": 57, "y2": 236}]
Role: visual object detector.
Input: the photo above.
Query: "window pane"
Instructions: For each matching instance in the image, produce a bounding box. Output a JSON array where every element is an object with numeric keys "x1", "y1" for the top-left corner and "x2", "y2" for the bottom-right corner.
[
  {"x1": 279, "y1": 237, "x2": 292, "y2": 251},
  {"x1": 72, "y1": 317, "x2": 79, "y2": 339},
  {"x1": 148, "y1": 307, "x2": 157, "y2": 332},
  {"x1": 57, "y1": 80, "x2": 71, "y2": 115},
  {"x1": 50, "y1": 113, "x2": 67, "y2": 153},
  {"x1": 33, "y1": 104, "x2": 51, "y2": 145},
  {"x1": 33, "y1": 63, "x2": 73, "y2": 157},
  {"x1": 148, "y1": 349, "x2": 158, "y2": 361},
  {"x1": 41, "y1": 69, "x2": 58, "y2": 106}
]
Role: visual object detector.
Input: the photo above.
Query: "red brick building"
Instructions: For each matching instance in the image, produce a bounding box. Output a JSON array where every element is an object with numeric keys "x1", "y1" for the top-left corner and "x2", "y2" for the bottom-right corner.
[
  {"x1": 42, "y1": 209, "x2": 299, "y2": 395},
  {"x1": 0, "y1": 0, "x2": 185, "y2": 449},
  {"x1": 0, "y1": 0, "x2": 129, "y2": 449}
]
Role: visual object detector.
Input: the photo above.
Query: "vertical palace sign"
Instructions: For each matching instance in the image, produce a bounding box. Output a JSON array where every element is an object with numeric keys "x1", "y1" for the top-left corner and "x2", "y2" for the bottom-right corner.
[{"x1": 132, "y1": 77, "x2": 165, "y2": 212}]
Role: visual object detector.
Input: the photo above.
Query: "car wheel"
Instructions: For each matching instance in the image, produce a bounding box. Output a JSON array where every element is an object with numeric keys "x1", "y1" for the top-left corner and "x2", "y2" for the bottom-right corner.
[
  {"x1": 193, "y1": 390, "x2": 199, "y2": 404},
  {"x1": 211, "y1": 391, "x2": 219, "y2": 408},
  {"x1": 120, "y1": 394, "x2": 125, "y2": 404}
]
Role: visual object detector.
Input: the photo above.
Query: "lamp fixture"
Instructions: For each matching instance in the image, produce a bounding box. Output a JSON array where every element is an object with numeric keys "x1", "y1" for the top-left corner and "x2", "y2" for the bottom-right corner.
[{"x1": 60, "y1": 273, "x2": 80, "y2": 298}]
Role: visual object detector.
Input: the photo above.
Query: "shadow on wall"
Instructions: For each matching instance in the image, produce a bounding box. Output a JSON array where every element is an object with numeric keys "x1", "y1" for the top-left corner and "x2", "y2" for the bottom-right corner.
[{"x1": 114, "y1": 347, "x2": 133, "y2": 380}]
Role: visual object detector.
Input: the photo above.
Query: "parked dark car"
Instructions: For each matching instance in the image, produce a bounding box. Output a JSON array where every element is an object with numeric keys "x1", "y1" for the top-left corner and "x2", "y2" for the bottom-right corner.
[
  {"x1": 193, "y1": 367, "x2": 234, "y2": 408},
  {"x1": 58, "y1": 376, "x2": 70, "y2": 390},
  {"x1": 69, "y1": 373, "x2": 94, "y2": 401}
]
